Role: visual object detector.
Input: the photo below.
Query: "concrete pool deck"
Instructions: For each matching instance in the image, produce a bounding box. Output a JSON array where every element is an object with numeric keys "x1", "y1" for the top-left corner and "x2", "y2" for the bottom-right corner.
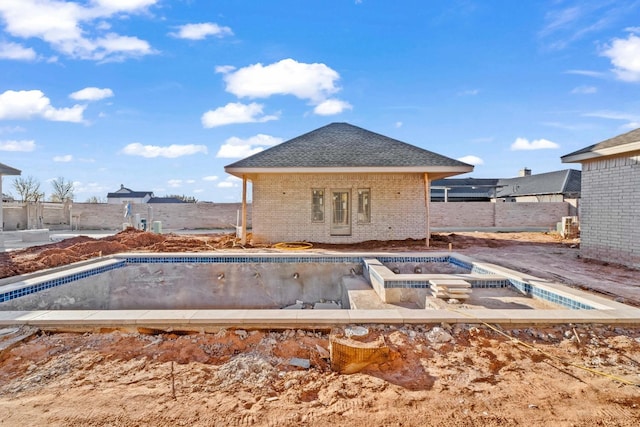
[{"x1": 1, "y1": 249, "x2": 640, "y2": 331}]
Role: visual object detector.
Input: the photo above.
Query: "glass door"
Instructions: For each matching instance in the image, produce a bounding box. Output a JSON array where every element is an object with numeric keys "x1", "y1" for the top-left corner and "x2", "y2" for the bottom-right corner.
[{"x1": 331, "y1": 190, "x2": 351, "y2": 235}]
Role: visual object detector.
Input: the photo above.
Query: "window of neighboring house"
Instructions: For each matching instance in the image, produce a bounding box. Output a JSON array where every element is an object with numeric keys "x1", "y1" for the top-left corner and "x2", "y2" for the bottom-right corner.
[
  {"x1": 312, "y1": 189, "x2": 324, "y2": 222},
  {"x1": 357, "y1": 189, "x2": 371, "y2": 223}
]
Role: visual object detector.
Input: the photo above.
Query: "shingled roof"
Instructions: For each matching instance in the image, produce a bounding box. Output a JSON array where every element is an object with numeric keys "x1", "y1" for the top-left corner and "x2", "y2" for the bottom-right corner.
[
  {"x1": 495, "y1": 169, "x2": 581, "y2": 198},
  {"x1": 225, "y1": 122, "x2": 472, "y2": 178},
  {"x1": 562, "y1": 127, "x2": 640, "y2": 163},
  {"x1": 0, "y1": 161, "x2": 21, "y2": 176}
]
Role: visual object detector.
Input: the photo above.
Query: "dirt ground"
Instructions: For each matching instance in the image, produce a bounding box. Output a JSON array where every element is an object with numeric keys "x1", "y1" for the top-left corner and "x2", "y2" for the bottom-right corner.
[{"x1": 1, "y1": 229, "x2": 640, "y2": 426}]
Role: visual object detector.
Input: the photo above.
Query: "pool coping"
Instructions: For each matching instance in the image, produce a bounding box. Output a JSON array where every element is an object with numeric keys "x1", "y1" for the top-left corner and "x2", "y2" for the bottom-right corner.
[{"x1": 0, "y1": 251, "x2": 639, "y2": 329}]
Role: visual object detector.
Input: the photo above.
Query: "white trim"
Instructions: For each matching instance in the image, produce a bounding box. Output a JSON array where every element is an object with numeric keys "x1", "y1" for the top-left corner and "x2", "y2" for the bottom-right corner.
[
  {"x1": 562, "y1": 141, "x2": 640, "y2": 163},
  {"x1": 225, "y1": 165, "x2": 473, "y2": 178}
]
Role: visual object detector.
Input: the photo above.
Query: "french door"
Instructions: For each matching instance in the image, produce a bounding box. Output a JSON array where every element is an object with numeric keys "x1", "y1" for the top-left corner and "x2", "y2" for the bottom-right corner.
[{"x1": 331, "y1": 190, "x2": 351, "y2": 235}]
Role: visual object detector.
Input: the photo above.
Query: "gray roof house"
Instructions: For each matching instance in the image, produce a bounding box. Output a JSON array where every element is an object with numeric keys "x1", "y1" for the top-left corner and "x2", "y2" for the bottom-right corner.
[
  {"x1": 494, "y1": 169, "x2": 581, "y2": 202},
  {"x1": 562, "y1": 127, "x2": 640, "y2": 269},
  {"x1": 431, "y1": 178, "x2": 500, "y2": 202},
  {"x1": 106, "y1": 185, "x2": 154, "y2": 204},
  {"x1": 225, "y1": 122, "x2": 473, "y2": 245},
  {"x1": 106, "y1": 185, "x2": 186, "y2": 204},
  {"x1": 431, "y1": 170, "x2": 581, "y2": 207}
]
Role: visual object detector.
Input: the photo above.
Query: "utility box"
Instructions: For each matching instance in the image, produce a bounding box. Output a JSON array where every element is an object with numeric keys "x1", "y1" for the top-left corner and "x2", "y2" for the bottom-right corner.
[
  {"x1": 560, "y1": 216, "x2": 579, "y2": 238},
  {"x1": 152, "y1": 221, "x2": 162, "y2": 234}
]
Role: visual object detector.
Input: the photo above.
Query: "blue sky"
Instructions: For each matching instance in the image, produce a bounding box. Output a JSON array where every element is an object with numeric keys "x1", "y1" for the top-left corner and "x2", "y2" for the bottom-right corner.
[{"x1": 1, "y1": 0, "x2": 639, "y2": 202}]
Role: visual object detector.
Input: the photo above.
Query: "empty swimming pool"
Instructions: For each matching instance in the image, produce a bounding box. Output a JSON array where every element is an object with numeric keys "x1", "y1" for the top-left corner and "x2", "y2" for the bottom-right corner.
[{"x1": 0, "y1": 252, "x2": 617, "y2": 312}]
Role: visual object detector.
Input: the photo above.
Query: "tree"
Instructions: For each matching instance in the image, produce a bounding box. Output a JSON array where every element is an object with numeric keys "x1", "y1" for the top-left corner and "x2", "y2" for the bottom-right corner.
[
  {"x1": 165, "y1": 194, "x2": 198, "y2": 203},
  {"x1": 85, "y1": 196, "x2": 105, "y2": 203},
  {"x1": 12, "y1": 176, "x2": 43, "y2": 202},
  {"x1": 50, "y1": 177, "x2": 74, "y2": 202}
]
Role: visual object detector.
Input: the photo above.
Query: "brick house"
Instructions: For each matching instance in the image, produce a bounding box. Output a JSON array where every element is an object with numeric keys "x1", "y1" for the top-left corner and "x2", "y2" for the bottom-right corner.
[
  {"x1": 224, "y1": 122, "x2": 473, "y2": 244},
  {"x1": 562, "y1": 127, "x2": 640, "y2": 269}
]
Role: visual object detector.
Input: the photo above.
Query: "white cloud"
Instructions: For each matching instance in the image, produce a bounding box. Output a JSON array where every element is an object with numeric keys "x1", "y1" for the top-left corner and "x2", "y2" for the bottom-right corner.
[
  {"x1": 69, "y1": 87, "x2": 114, "y2": 101},
  {"x1": 313, "y1": 99, "x2": 352, "y2": 115},
  {"x1": 623, "y1": 121, "x2": 640, "y2": 129},
  {"x1": 469, "y1": 136, "x2": 494, "y2": 143},
  {"x1": 510, "y1": 137, "x2": 560, "y2": 151},
  {"x1": 201, "y1": 102, "x2": 279, "y2": 128},
  {"x1": 217, "y1": 176, "x2": 242, "y2": 189},
  {"x1": 170, "y1": 22, "x2": 233, "y2": 40},
  {"x1": 72, "y1": 181, "x2": 109, "y2": 195},
  {"x1": 215, "y1": 65, "x2": 236, "y2": 74},
  {"x1": 0, "y1": 90, "x2": 85, "y2": 122},
  {"x1": 0, "y1": 41, "x2": 36, "y2": 60},
  {"x1": 583, "y1": 110, "x2": 639, "y2": 121},
  {"x1": 457, "y1": 89, "x2": 479, "y2": 96},
  {"x1": 0, "y1": 0, "x2": 157, "y2": 62},
  {"x1": 583, "y1": 110, "x2": 640, "y2": 128},
  {"x1": 457, "y1": 155, "x2": 484, "y2": 165},
  {"x1": 121, "y1": 143, "x2": 208, "y2": 158},
  {"x1": 602, "y1": 33, "x2": 640, "y2": 82},
  {"x1": 0, "y1": 139, "x2": 35, "y2": 151},
  {"x1": 564, "y1": 69, "x2": 607, "y2": 78},
  {"x1": 167, "y1": 179, "x2": 182, "y2": 188},
  {"x1": 542, "y1": 122, "x2": 594, "y2": 131},
  {"x1": 0, "y1": 125, "x2": 25, "y2": 134},
  {"x1": 571, "y1": 85, "x2": 597, "y2": 94},
  {"x1": 220, "y1": 58, "x2": 341, "y2": 103},
  {"x1": 92, "y1": 0, "x2": 157, "y2": 13},
  {"x1": 539, "y1": 3, "x2": 635, "y2": 50},
  {"x1": 89, "y1": 33, "x2": 154, "y2": 62},
  {"x1": 53, "y1": 154, "x2": 73, "y2": 162},
  {"x1": 395, "y1": 121, "x2": 403, "y2": 128},
  {"x1": 216, "y1": 134, "x2": 283, "y2": 158},
  {"x1": 202, "y1": 175, "x2": 219, "y2": 181}
]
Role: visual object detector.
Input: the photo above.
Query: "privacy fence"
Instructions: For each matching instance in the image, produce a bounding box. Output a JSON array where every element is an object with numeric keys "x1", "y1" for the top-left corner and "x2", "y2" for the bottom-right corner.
[{"x1": 2, "y1": 201, "x2": 569, "y2": 232}]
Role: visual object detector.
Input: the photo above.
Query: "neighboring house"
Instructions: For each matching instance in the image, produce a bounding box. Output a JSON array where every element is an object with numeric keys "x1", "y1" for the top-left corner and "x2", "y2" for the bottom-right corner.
[
  {"x1": 224, "y1": 122, "x2": 473, "y2": 244},
  {"x1": 107, "y1": 185, "x2": 153, "y2": 204},
  {"x1": 431, "y1": 178, "x2": 499, "y2": 202},
  {"x1": 562, "y1": 127, "x2": 640, "y2": 269},
  {"x1": 431, "y1": 169, "x2": 581, "y2": 213},
  {"x1": 106, "y1": 185, "x2": 185, "y2": 204},
  {"x1": 494, "y1": 169, "x2": 581, "y2": 215}
]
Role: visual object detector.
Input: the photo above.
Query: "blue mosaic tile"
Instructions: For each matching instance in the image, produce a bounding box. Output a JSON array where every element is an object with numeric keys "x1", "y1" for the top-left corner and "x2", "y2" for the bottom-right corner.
[
  {"x1": 507, "y1": 278, "x2": 594, "y2": 310},
  {"x1": 0, "y1": 261, "x2": 126, "y2": 303}
]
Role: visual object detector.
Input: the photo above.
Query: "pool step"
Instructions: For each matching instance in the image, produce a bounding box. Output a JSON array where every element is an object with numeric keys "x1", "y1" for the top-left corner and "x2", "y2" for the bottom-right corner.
[{"x1": 429, "y1": 279, "x2": 472, "y2": 300}]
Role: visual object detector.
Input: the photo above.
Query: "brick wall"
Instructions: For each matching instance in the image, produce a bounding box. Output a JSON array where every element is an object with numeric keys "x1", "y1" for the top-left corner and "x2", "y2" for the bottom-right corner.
[
  {"x1": 72, "y1": 202, "x2": 250, "y2": 230},
  {"x1": 429, "y1": 202, "x2": 569, "y2": 228},
  {"x1": 1, "y1": 192, "x2": 569, "y2": 240},
  {"x1": 1, "y1": 202, "x2": 250, "y2": 231},
  {"x1": 579, "y1": 154, "x2": 640, "y2": 269},
  {"x1": 251, "y1": 173, "x2": 428, "y2": 244}
]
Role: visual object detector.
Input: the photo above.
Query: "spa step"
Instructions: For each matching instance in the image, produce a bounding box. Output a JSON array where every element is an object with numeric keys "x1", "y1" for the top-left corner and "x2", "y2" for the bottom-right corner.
[
  {"x1": 342, "y1": 275, "x2": 392, "y2": 309},
  {"x1": 430, "y1": 291, "x2": 471, "y2": 300},
  {"x1": 429, "y1": 279, "x2": 472, "y2": 300}
]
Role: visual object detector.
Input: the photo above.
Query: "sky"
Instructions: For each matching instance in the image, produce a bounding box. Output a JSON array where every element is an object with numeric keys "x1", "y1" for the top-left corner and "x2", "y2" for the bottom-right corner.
[{"x1": 1, "y1": 0, "x2": 640, "y2": 203}]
